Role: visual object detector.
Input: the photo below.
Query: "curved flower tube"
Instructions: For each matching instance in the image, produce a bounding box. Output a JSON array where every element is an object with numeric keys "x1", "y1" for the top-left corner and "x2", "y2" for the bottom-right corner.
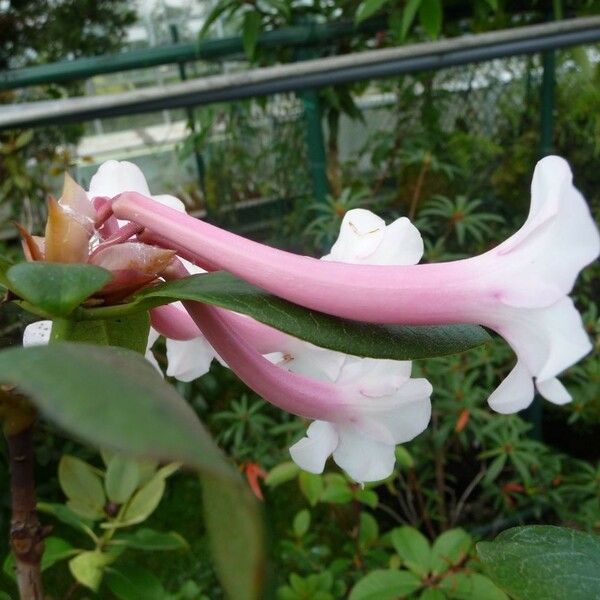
[
  {"x1": 113, "y1": 156, "x2": 599, "y2": 412},
  {"x1": 182, "y1": 299, "x2": 431, "y2": 483}
]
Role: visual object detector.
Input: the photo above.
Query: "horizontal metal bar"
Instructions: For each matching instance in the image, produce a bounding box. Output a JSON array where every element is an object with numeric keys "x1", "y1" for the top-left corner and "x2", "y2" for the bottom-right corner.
[
  {"x1": 0, "y1": 18, "x2": 385, "y2": 91},
  {"x1": 1, "y1": 17, "x2": 599, "y2": 131}
]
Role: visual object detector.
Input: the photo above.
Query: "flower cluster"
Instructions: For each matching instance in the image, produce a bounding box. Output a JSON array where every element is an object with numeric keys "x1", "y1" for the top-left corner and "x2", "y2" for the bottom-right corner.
[{"x1": 23, "y1": 157, "x2": 599, "y2": 484}]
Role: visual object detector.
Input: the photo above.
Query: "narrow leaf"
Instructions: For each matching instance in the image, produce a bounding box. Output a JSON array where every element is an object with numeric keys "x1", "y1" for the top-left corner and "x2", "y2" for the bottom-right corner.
[
  {"x1": 419, "y1": 0, "x2": 442, "y2": 39},
  {"x1": 242, "y1": 11, "x2": 261, "y2": 61},
  {"x1": 401, "y1": 0, "x2": 422, "y2": 39},
  {"x1": 355, "y1": 0, "x2": 390, "y2": 25},
  {"x1": 117, "y1": 272, "x2": 491, "y2": 360}
]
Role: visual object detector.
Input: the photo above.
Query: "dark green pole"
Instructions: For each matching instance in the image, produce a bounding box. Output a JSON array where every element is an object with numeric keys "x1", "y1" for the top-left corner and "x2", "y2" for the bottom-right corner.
[
  {"x1": 296, "y1": 34, "x2": 329, "y2": 205},
  {"x1": 300, "y1": 89, "x2": 329, "y2": 204},
  {"x1": 169, "y1": 24, "x2": 206, "y2": 196}
]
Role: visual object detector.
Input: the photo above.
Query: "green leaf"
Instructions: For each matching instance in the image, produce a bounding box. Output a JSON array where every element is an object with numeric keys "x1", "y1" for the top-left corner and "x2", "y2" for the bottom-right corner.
[
  {"x1": 420, "y1": 589, "x2": 446, "y2": 600},
  {"x1": 119, "y1": 474, "x2": 165, "y2": 526},
  {"x1": 58, "y1": 455, "x2": 106, "y2": 520},
  {"x1": 483, "y1": 454, "x2": 507, "y2": 485},
  {"x1": 391, "y1": 526, "x2": 432, "y2": 577},
  {"x1": 359, "y1": 512, "x2": 379, "y2": 549},
  {"x1": 293, "y1": 509, "x2": 311, "y2": 537},
  {"x1": 299, "y1": 472, "x2": 323, "y2": 506},
  {"x1": 105, "y1": 455, "x2": 140, "y2": 504},
  {"x1": 395, "y1": 445, "x2": 415, "y2": 469},
  {"x1": 0, "y1": 343, "x2": 264, "y2": 600},
  {"x1": 203, "y1": 477, "x2": 266, "y2": 600},
  {"x1": 430, "y1": 528, "x2": 472, "y2": 575},
  {"x1": 419, "y1": 0, "x2": 442, "y2": 39},
  {"x1": 355, "y1": 0, "x2": 390, "y2": 25},
  {"x1": 400, "y1": 0, "x2": 422, "y2": 39},
  {"x1": 7, "y1": 262, "x2": 112, "y2": 317},
  {"x1": 120, "y1": 272, "x2": 490, "y2": 360},
  {"x1": 349, "y1": 570, "x2": 422, "y2": 600},
  {"x1": 3, "y1": 537, "x2": 77, "y2": 580},
  {"x1": 37, "y1": 502, "x2": 96, "y2": 539},
  {"x1": 112, "y1": 528, "x2": 188, "y2": 551},
  {"x1": 242, "y1": 11, "x2": 261, "y2": 61},
  {"x1": 265, "y1": 461, "x2": 300, "y2": 487},
  {"x1": 54, "y1": 312, "x2": 150, "y2": 353},
  {"x1": 477, "y1": 526, "x2": 600, "y2": 600},
  {"x1": 104, "y1": 565, "x2": 167, "y2": 600},
  {"x1": 69, "y1": 550, "x2": 114, "y2": 591},
  {"x1": 439, "y1": 573, "x2": 507, "y2": 600}
]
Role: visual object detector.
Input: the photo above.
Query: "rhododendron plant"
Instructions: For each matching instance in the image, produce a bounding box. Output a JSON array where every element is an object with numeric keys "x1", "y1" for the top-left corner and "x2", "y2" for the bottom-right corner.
[{"x1": 1, "y1": 155, "x2": 597, "y2": 600}]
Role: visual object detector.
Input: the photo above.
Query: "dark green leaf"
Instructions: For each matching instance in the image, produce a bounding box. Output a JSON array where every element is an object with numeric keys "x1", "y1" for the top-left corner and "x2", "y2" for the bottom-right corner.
[
  {"x1": 242, "y1": 11, "x2": 261, "y2": 61},
  {"x1": 105, "y1": 565, "x2": 167, "y2": 600},
  {"x1": 355, "y1": 0, "x2": 391, "y2": 25},
  {"x1": 419, "y1": 0, "x2": 442, "y2": 39},
  {"x1": 203, "y1": 477, "x2": 266, "y2": 600},
  {"x1": 477, "y1": 526, "x2": 600, "y2": 600},
  {"x1": 53, "y1": 312, "x2": 150, "y2": 353},
  {"x1": 349, "y1": 570, "x2": 422, "y2": 600},
  {"x1": 401, "y1": 0, "x2": 422, "y2": 39},
  {"x1": 112, "y1": 528, "x2": 188, "y2": 551},
  {"x1": 115, "y1": 272, "x2": 490, "y2": 360},
  {"x1": 0, "y1": 343, "x2": 265, "y2": 600},
  {"x1": 7, "y1": 262, "x2": 112, "y2": 317}
]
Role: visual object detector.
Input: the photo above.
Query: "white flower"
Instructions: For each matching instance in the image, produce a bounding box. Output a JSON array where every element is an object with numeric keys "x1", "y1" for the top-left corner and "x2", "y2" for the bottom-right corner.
[{"x1": 284, "y1": 209, "x2": 432, "y2": 482}]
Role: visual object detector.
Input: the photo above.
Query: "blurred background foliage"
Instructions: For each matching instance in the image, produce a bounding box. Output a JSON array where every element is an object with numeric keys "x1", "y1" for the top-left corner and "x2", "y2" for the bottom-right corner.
[{"x1": 0, "y1": 0, "x2": 599, "y2": 597}]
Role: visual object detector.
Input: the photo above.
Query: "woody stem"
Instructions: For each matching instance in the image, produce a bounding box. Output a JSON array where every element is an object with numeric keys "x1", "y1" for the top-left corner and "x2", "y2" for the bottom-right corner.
[{"x1": 6, "y1": 426, "x2": 44, "y2": 600}]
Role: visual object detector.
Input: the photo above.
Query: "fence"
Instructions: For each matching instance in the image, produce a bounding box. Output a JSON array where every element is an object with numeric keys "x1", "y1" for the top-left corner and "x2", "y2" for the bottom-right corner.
[{"x1": 1, "y1": 16, "x2": 599, "y2": 241}]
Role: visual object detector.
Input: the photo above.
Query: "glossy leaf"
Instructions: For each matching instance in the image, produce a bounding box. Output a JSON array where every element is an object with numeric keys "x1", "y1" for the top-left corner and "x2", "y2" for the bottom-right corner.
[
  {"x1": 0, "y1": 343, "x2": 265, "y2": 600},
  {"x1": 118, "y1": 271, "x2": 491, "y2": 360},
  {"x1": 477, "y1": 526, "x2": 600, "y2": 600},
  {"x1": 349, "y1": 570, "x2": 422, "y2": 600},
  {"x1": 7, "y1": 262, "x2": 112, "y2": 317}
]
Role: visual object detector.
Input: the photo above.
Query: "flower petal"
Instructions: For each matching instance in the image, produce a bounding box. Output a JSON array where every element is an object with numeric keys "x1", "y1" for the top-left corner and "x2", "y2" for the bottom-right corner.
[
  {"x1": 324, "y1": 209, "x2": 385, "y2": 261},
  {"x1": 44, "y1": 197, "x2": 91, "y2": 263},
  {"x1": 23, "y1": 321, "x2": 52, "y2": 346},
  {"x1": 370, "y1": 217, "x2": 424, "y2": 265},
  {"x1": 90, "y1": 242, "x2": 175, "y2": 276},
  {"x1": 536, "y1": 377, "x2": 572, "y2": 405},
  {"x1": 487, "y1": 361, "x2": 534, "y2": 414},
  {"x1": 152, "y1": 194, "x2": 186, "y2": 213},
  {"x1": 289, "y1": 421, "x2": 339, "y2": 474},
  {"x1": 332, "y1": 425, "x2": 396, "y2": 483},
  {"x1": 88, "y1": 160, "x2": 151, "y2": 199},
  {"x1": 165, "y1": 336, "x2": 215, "y2": 382}
]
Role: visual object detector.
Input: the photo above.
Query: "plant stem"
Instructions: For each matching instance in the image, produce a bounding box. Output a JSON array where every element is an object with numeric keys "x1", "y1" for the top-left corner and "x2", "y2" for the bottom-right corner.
[{"x1": 6, "y1": 425, "x2": 45, "y2": 600}]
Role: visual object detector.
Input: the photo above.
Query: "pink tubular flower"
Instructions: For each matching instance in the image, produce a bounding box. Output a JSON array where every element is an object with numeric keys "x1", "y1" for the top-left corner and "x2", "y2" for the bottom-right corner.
[{"x1": 112, "y1": 156, "x2": 600, "y2": 413}]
